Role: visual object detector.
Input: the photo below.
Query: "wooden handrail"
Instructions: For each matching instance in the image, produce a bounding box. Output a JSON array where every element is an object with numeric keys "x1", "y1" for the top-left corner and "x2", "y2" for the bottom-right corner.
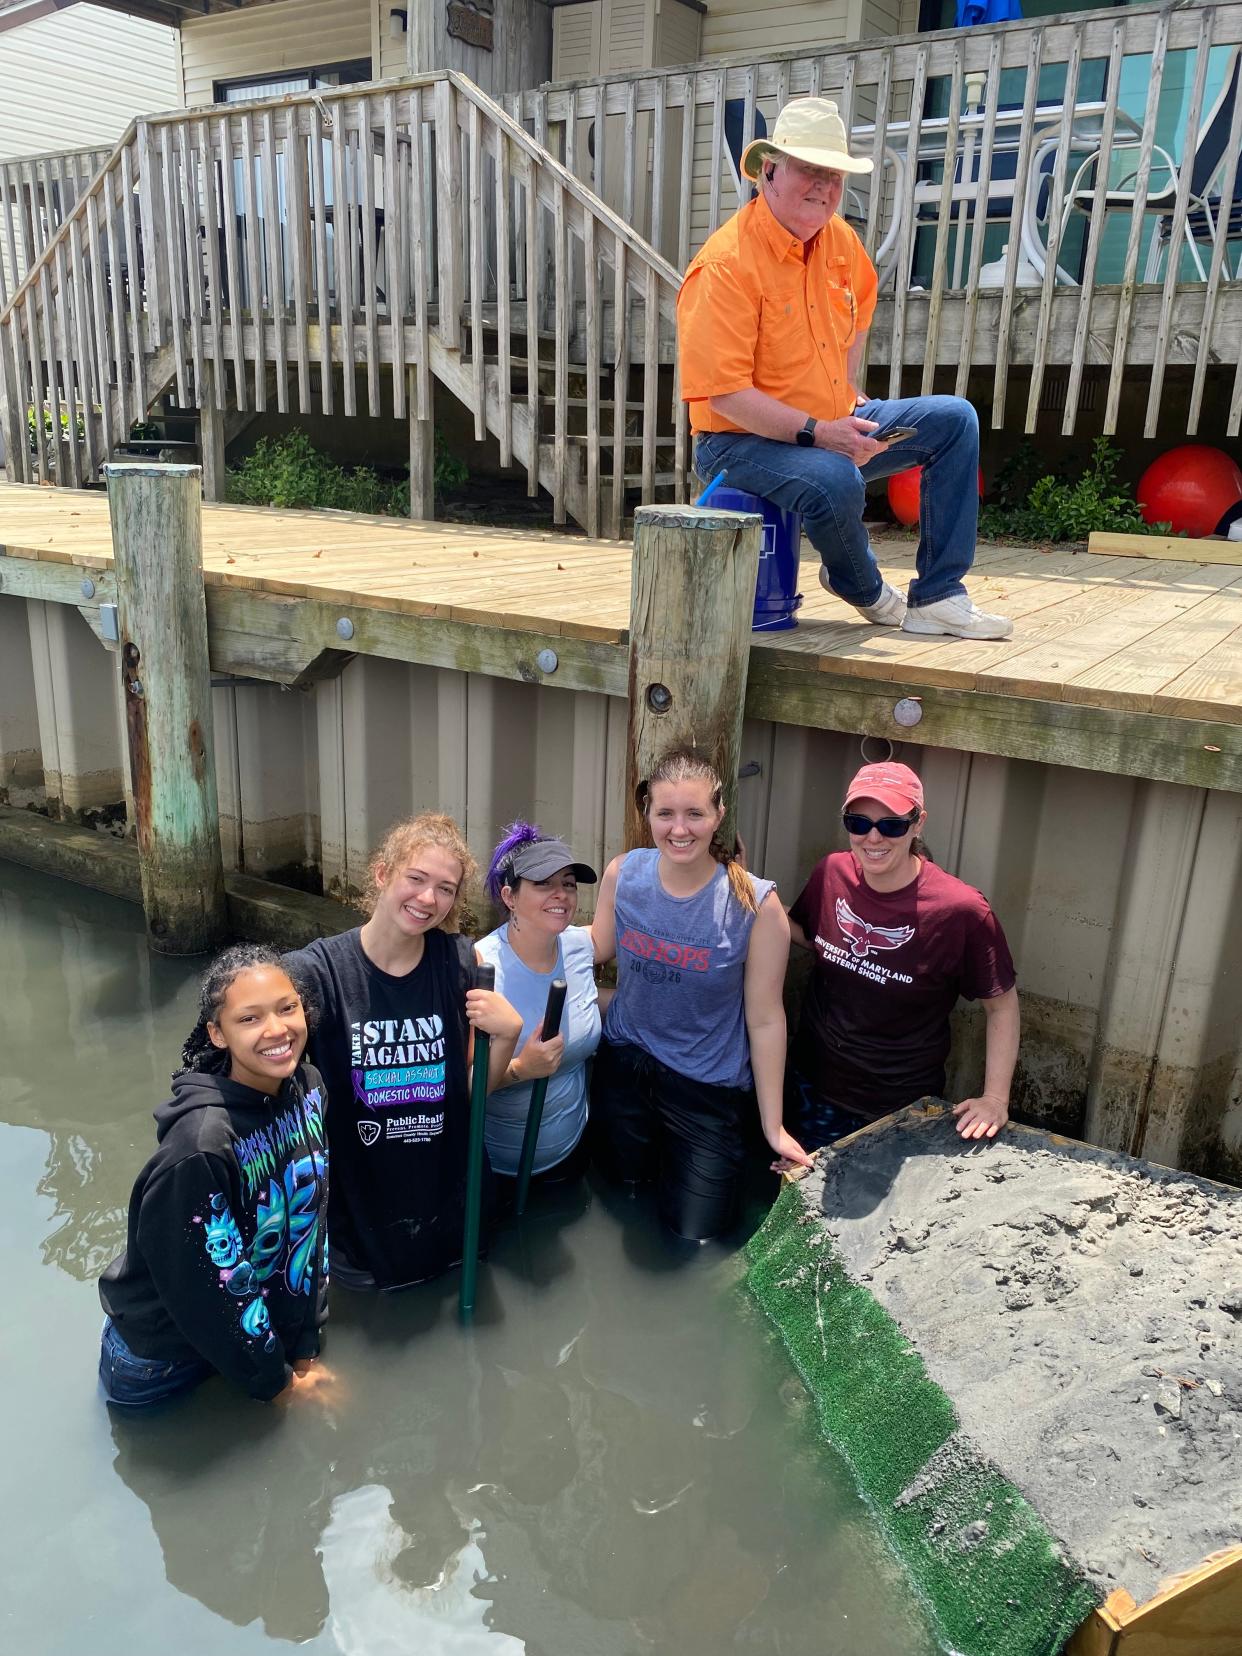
[
  {"x1": 0, "y1": 71, "x2": 689, "y2": 526},
  {"x1": 449, "y1": 71, "x2": 683, "y2": 295},
  {"x1": 0, "y1": 123, "x2": 139, "y2": 327}
]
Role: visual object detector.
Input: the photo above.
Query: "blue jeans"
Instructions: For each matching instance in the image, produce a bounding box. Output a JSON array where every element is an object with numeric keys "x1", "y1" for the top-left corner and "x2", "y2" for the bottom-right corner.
[
  {"x1": 98, "y1": 1317, "x2": 213, "y2": 1407},
  {"x1": 695, "y1": 394, "x2": 979, "y2": 609},
  {"x1": 784, "y1": 1065, "x2": 880, "y2": 1153}
]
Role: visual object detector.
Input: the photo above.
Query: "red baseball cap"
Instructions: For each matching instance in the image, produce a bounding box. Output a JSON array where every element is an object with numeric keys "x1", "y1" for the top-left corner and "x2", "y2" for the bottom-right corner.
[{"x1": 844, "y1": 761, "x2": 924, "y2": 815}]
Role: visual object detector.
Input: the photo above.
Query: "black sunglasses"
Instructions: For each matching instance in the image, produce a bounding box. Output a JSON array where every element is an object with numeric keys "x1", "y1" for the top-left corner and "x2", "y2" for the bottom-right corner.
[{"x1": 841, "y1": 807, "x2": 919, "y2": 839}]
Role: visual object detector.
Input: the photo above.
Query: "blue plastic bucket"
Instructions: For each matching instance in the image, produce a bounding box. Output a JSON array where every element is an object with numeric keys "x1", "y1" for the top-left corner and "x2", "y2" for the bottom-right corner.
[{"x1": 709, "y1": 486, "x2": 804, "y2": 632}]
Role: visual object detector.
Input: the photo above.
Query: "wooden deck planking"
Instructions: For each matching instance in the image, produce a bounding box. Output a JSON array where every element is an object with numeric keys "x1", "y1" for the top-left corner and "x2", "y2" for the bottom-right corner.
[
  {"x1": 975, "y1": 562, "x2": 1242, "y2": 702},
  {"x1": 5, "y1": 484, "x2": 1242, "y2": 727},
  {"x1": 775, "y1": 549, "x2": 1172, "y2": 691},
  {"x1": 1153, "y1": 626, "x2": 1242, "y2": 723},
  {"x1": 1065, "y1": 578, "x2": 1242, "y2": 712}
]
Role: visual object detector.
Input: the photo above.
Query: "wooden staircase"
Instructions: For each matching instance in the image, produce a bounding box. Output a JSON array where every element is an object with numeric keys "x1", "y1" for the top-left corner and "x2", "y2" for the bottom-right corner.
[{"x1": 0, "y1": 72, "x2": 687, "y2": 537}]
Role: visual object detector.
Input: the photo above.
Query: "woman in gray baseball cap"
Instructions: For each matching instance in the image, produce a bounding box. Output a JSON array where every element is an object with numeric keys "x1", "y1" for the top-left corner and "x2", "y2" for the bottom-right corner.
[{"x1": 476, "y1": 822, "x2": 602, "y2": 1194}]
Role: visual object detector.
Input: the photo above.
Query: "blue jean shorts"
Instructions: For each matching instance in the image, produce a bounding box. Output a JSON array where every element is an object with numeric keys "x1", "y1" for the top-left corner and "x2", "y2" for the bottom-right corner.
[{"x1": 98, "y1": 1316, "x2": 213, "y2": 1407}]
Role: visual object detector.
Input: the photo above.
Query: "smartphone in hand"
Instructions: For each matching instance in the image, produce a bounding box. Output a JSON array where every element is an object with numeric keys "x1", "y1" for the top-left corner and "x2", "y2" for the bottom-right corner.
[{"x1": 878, "y1": 426, "x2": 918, "y2": 445}]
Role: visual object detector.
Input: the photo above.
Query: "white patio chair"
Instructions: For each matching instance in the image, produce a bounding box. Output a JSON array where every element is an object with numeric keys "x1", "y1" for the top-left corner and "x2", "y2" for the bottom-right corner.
[{"x1": 1057, "y1": 48, "x2": 1242, "y2": 283}]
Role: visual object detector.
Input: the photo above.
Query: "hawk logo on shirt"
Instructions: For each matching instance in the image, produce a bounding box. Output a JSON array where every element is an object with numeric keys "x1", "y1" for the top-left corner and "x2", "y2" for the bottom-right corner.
[{"x1": 835, "y1": 897, "x2": 915, "y2": 960}]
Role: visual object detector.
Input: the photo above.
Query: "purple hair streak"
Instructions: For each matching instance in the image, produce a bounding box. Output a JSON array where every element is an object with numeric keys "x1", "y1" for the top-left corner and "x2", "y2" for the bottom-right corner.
[{"x1": 485, "y1": 820, "x2": 544, "y2": 906}]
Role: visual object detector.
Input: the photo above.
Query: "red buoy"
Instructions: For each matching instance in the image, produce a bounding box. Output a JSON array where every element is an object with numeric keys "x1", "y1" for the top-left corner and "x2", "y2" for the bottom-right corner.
[
  {"x1": 1137, "y1": 446, "x2": 1242, "y2": 538},
  {"x1": 886, "y1": 466, "x2": 983, "y2": 529}
]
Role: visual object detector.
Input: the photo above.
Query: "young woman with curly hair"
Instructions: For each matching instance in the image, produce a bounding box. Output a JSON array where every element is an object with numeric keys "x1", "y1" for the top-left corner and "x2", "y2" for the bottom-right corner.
[{"x1": 285, "y1": 813, "x2": 522, "y2": 1291}]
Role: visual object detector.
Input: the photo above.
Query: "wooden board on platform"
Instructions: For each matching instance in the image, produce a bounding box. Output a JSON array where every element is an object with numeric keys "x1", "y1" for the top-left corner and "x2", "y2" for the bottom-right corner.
[
  {"x1": 1088, "y1": 530, "x2": 1242, "y2": 565},
  {"x1": 6, "y1": 485, "x2": 1242, "y2": 791},
  {"x1": 1067, "y1": 1544, "x2": 1242, "y2": 1656}
]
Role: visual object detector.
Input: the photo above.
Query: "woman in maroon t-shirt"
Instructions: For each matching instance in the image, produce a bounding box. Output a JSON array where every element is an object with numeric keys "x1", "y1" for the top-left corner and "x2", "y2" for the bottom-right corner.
[{"x1": 786, "y1": 761, "x2": 1019, "y2": 1148}]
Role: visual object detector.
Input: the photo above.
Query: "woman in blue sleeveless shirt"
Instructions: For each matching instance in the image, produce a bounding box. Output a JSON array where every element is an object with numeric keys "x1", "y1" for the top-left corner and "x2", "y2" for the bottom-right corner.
[
  {"x1": 590, "y1": 748, "x2": 811, "y2": 1240},
  {"x1": 476, "y1": 822, "x2": 601, "y2": 1189}
]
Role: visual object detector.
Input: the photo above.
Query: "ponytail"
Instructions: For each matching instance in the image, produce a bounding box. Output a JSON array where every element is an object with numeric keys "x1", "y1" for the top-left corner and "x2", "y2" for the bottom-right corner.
[
  {"x1": 485, "y1": 819, "x2": 544, "y2": 910},
  {"x1": 710, "y1": 832, "x2": 759, "y2": 915}
]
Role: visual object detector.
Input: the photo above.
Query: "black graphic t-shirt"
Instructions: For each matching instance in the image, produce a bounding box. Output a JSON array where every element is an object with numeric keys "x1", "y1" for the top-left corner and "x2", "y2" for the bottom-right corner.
[
  {"x1": 790, "y1": 852, "x2": 1015, "y2": 1118},
  {"x1": 99, "y1": 1064, "x2": 329, "y2": 1401},
  {"x1": 286, "y1": 928, "x2": 480, "y2": 1288}
]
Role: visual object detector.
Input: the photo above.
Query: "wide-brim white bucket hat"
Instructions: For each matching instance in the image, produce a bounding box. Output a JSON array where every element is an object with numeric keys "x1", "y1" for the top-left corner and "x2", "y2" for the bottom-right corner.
[{"x1": 741, "y1": 97, "x2": 874, "y2": 180}]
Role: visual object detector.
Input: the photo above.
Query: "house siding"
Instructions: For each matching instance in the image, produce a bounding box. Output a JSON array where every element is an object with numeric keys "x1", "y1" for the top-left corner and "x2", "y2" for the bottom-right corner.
[
  {"x1": 700, "y1": 0, "x2": 852, "y2": 60},
  {"x1": 178, "y1": 0, "x2": 374, "y2": 107},
  {"x1": 656, "y1": 0, "x2": 703, "y2": 68},
  {"x1": 376, "y1": 2, "x2": 408, "y2": 81},
  {"x1": 0, "y1": 4, "x2": 178, "y2": 158}
]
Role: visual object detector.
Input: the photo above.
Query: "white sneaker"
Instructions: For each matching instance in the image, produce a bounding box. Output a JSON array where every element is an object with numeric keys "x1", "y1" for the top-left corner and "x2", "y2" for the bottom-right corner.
[
  {"x1": 902, "y1": 593, "x2": 1013, "y2": 640},
  {"x1": 822, "y1": 567, "x2": 907, "y2": 625}
]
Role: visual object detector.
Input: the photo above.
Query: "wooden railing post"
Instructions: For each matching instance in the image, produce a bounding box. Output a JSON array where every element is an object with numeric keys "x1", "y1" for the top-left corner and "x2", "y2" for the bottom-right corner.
[
  {"x1": 199, "y1": 361, "x2": 227, "y2": 501},
  {"x1": 407, "y1": 364, "x2": 435, "y2": 519},
  {"x1": 105, "y1": 461, "x2": 228, "y2": 955},
  {"x1": 434, "y1": 79, "x2": 463, "y2": 351},
  {"x1": 624, "y1": 504, "x2": 761, "y2": 851}
]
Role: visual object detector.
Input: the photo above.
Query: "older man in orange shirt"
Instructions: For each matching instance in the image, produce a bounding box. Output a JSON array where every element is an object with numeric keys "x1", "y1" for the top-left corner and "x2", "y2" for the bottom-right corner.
[{"x1": 680, "y1": 98, "x2": 1011, "y2": 640}]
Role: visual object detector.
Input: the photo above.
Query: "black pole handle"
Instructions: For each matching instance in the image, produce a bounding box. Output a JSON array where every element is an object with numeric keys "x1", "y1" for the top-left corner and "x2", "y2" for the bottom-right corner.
[
  {"x1": 513, "y1": 977, "x2": 568, "y2": 1216},
  {"x1": 460, "y1": 958, "x2": 495, "y2": 1319},
  {"x1": 541, "y1": 977, "x2": 568, "y2": 1041}
]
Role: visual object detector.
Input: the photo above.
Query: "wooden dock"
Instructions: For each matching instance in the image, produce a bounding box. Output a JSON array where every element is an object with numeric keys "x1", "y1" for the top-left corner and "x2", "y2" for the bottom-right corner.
[{"x1": 3, "y1": 481, "x2": 1242, "y2": 793}]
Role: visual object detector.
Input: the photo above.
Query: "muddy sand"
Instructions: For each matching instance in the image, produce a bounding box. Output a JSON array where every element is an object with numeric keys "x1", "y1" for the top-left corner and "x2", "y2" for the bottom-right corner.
[{"x1": 804, "y1": 1110, "x2": 1242, "y2": 1606}]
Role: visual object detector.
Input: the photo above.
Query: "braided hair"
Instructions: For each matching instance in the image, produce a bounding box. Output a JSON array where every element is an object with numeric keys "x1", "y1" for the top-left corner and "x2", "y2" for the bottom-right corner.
[
  {"x1": 178, "y1": 943, "x2": 316, "y2": 1078},
  {"x1": 637, "y1": 747, "x2": 758, "y2": 915},
  {"x1": 485, "y1": 819, "x2": 545, "y2": 912}
]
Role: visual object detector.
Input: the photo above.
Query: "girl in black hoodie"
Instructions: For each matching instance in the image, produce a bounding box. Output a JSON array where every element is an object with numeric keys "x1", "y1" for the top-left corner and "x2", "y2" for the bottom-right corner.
[{"x1": 98, "y1": 945, "x2": 332, "y2": 1406}]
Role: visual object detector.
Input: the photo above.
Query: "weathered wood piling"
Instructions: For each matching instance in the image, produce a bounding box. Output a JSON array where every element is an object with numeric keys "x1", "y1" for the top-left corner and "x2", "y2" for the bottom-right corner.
[
  {"x1": 104, "y1": 462, "x2": 227, "y2": 955},
  {"x1": 624, "y1": 503, "x2": 762, "y2": 849}
]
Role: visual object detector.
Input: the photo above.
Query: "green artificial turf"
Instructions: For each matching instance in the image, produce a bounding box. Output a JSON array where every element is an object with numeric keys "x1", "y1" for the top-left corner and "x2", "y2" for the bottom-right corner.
[{"x1": 746, "y1": 1183, "x2": 1101, "y2": 1656}]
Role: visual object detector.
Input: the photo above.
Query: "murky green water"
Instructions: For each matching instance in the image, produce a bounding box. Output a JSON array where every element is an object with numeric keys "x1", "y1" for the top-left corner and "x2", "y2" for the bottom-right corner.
[{"x1": 1, "y1": 863, "x2": 937, "y2": 1656}]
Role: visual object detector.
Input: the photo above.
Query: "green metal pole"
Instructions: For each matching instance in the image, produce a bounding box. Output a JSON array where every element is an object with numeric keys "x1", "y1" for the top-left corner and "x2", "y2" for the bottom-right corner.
[
  {"x1": 514, "y1": 978, "x2": 567, "y2": 1217},
  {"x1": 459, "y1": 961, "x2": 495, "y2": 1321}
]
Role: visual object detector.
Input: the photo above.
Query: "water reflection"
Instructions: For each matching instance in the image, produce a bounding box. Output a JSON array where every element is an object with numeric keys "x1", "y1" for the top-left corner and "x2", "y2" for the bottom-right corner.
[
  {"x1": 320, "y1": 1485, "x2": 524, "y2": 1656},
  {"x1": 2, "y1": 863, "x2": 937, "y2": 1656},
  {"x1": 0, "y1": 870, "x2": 198, "y2": 1283},
  {"x1": 111, "y1": 1400, "x2": 329, "y2": 1640}
]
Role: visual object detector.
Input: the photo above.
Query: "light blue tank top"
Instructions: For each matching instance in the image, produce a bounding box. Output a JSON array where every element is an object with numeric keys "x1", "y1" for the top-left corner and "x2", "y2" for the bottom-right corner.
[
  {"x1": 474, "y1": 924, "x2": 600, "y2": 1175},
  {"x1": 602, "y1": 849, "x2": 775, "y2": 1088}
]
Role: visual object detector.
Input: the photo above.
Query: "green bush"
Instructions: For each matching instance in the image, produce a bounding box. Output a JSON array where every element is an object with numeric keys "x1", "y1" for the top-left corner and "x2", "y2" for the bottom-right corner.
[
  {"x1": 979, "y1": 438, "x2": 1170, "y2": 542},
  {"x1": 226, "y1": 429, "x2": 468, "y2": 514},
  {"x1": 27, "y1": 405, "x2": 86, "y2": 455}
]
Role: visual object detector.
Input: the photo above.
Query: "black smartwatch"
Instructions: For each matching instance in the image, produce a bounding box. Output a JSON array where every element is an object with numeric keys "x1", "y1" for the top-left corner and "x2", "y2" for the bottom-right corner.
[{"x1": 795, "y1": 416, "x2": 817, "y2": 448}]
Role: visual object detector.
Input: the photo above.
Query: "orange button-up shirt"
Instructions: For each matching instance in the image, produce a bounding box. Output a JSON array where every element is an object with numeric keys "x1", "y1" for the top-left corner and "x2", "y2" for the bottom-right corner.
[{"x1": 677, "y1": 193, "x2": 878, "y2": 434}]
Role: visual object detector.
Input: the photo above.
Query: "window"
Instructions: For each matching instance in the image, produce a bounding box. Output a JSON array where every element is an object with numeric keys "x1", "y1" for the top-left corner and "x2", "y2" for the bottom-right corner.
[{"x1": 214, "y1": 59, "x2": 372, "y2": 105}]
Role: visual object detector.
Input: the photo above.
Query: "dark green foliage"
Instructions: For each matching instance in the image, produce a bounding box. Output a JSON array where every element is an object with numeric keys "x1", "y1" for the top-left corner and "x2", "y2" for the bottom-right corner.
[
  {"x1": 979, "y1": 438, "x2": 1171, "y2": 542},
  {"x1": 226, "y1": 429, "x2": 467, "y2": 513},
  {"x1": 746, "y1": 1184, "x2": 1101, "y2": 1656},
  {"x1": 27, "y1": 405, "x2": 86, "y2": 454}
]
